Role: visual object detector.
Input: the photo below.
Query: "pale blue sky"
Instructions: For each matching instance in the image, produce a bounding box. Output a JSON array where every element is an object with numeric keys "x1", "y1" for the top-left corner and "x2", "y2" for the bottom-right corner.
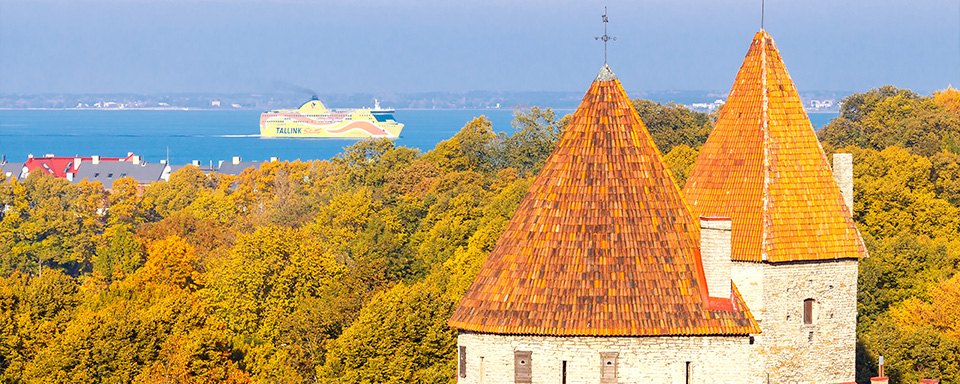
[{"x1": 1, "y1": 0, "x2": 957, "y2": 94}]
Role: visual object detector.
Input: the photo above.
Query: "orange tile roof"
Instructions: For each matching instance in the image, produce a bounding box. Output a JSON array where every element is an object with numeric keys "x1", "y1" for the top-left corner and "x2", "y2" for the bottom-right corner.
[
  {"x1": 682, "y1": 31, "x2": 868, "y2": 263},
  {"x1": 448, "y1": 65, "x2": 759, "y2": 336}
]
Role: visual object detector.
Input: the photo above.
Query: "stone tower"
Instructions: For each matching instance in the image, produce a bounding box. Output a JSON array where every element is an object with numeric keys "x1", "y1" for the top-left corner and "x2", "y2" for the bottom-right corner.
[
  {"x1": 448, "y1": 65, "x2": 760, "y2": 384},
  {"x1": 682, "y1": 30, "x2": 868, "y2": 384}
]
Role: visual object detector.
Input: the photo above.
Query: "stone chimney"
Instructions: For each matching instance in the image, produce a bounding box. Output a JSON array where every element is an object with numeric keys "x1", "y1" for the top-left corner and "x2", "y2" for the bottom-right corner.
[
  {"x1": 700, "y1": 217, "x2": 732, "y2": 298},
  {"x1": 92, "y1": 155, "x2": 100, "y2": 165},
  {"x1": 132, "y1": 155, "x2": 141, "y2": 164},
  {"x1": 833, "y1": 153, "x2": 853, "y2": 215},
  {"x1": 73, "y1": 158, "x2": 82, "y2": 171},
  {"x1": 232, "y1": 156, "x2": 241, "y2": 165}
]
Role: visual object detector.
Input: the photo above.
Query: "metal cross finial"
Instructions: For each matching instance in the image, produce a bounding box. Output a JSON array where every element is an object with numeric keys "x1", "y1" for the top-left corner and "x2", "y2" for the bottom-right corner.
[{"x1": 595, "y1": 6, "x2": 616, "y2": 64}]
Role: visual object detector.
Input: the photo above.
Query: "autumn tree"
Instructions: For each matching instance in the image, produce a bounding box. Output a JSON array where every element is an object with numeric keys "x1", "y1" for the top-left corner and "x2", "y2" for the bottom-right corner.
[
  {"x1": 423, "y1": 116, "x2": 497, "y2": 173},
  {"x1": 862, "y1": 275, "x2": 960, "y2": 383},
  {"x1": 0, "y1": 270, "x2": 79, "y2": 381},
  {"x1": 492, "y1": 107, "x2": 568, "y2": 176},
  {"x1": 143, "y1": 166, "x2": 216, "y2": 219},
  {"x1": 137, "y1": 236, "x2": 204, "y2": 291},
  {"x1": 319, "y1": 280, "x2": 457, "y2": 384},
  {"x1": 663, "y1": 144, "x2": 700, "y2": 185},
  {"x1": 0, "y1": 172, "x2": 96, "y2": 275},
  {"x1": 632, "y1": 99, "x2": 713, "y2": 154},
  {"x1": 819, "y1": 86, "x2": 960, "y2": 156},
  {"x1": 934, "y1": 86, "x2": 960, "y2": 115}
]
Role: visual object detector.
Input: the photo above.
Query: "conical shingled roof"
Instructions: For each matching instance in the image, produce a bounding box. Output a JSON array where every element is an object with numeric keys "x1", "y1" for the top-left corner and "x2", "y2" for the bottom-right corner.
[
  {"x1": 682, "y1": 31, "x2": 868, "y2": 263},
  {"x1": 448, "y1": 65, "x2": 759, "y2": 336}
]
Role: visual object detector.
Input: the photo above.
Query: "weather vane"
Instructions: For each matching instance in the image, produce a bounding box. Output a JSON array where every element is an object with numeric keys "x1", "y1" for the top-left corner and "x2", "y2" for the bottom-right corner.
[{"x1": 595, "y1": 6, "x2": 616, "y2": 64}]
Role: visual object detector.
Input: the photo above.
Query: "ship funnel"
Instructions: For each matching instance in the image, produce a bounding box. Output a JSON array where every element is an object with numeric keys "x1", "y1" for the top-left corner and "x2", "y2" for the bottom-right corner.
[{"x1": 311, "y1": 95, "x2": 319, "y2": 101}]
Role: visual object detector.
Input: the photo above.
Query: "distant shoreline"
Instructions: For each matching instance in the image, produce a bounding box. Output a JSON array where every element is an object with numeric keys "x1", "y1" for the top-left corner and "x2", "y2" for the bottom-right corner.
[
  {"x1": 0, "y1": 107, "x2": 570, "y2": 112},
  {"x1": 0, "y1": 107, "x2": 836, "y2": 113}
]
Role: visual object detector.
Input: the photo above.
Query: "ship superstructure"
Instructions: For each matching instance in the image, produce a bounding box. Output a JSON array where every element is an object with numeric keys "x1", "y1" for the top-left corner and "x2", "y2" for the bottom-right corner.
[{"x1": 260, "y1": 97, "x2": 403, "y2": 138}]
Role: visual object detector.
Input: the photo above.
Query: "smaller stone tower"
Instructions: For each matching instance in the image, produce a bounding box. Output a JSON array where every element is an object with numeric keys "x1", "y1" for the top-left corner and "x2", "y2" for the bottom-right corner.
[
  {"x1": 449, "y1": 64, "x2": 760, "y2": 384},
  {"x1": 683, "y1": 30, "x2": 868, "y2": 384}
]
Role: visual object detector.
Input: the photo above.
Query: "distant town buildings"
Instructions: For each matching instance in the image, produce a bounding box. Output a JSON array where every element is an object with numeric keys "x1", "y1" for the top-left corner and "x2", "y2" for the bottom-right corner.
[
  {"x1": 0, "y1": 153, "x2": 272, "y2": 189},
  {"x1": 690, "y1": 99, "x2": 725, "y2": 112},
  {"x1": 809, "y1": 99, "x2": 835, "y2": 109}
]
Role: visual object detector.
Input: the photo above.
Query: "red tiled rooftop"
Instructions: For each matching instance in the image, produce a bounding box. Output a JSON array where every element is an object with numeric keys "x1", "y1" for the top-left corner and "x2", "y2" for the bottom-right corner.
[
  {"x1": 23, "y1": 153, "x2": 136, "y2": 179},
  {"x1": 449, "y1": 65, "x2": 759, "y2": 336},
  {"x1": 682, "y1": 31, "x2": 868, "y2": 263}
]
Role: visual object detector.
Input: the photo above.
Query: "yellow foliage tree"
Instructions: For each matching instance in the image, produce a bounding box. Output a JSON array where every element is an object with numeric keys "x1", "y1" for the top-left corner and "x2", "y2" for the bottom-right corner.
[
  {"x1": 205, "y1": 226, "x2": 344, "y2": 340},
  {"x1": 663, "y1": 144, "x2": 699, "y2": 186},
  {"x1": 137, "y1": 235, "x2": 203, "y2": 291},
  {"x1": 108, "y1": 177, "x2": 145, "y2": 225},
  {"x1": 935, "y1": 86, "x2": 960, "y2": 116}
]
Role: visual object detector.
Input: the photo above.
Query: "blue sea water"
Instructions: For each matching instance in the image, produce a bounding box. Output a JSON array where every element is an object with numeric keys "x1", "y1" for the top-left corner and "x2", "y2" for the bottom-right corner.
[
  {"x1": 0, "y1": 110, "x2": 838, "y2": 165},
  {"x1": 0, "y1": 109, "x2": 526, "y2": 165}
]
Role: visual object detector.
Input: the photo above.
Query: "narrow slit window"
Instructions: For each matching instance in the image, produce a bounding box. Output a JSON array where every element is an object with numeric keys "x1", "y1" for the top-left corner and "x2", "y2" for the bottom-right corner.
[
  {"x1": 803, "y1": 298, "x2": 815, "y2": 325},
  {"x1": 459, "y1": 346, "x2": 467, "y2": 378},
  {"x1": 561, "y1": 360, "x2": 567, "y2": 384},
  {"x1": 685, "y1": 361, "x2": 691, "y2": 384}
]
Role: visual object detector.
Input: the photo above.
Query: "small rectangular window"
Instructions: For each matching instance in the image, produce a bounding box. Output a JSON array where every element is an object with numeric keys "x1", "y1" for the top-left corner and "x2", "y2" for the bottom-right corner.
[
  {"x1": 600, "y1": 352, "x2": 618, "y2": 384},
  {"x1": 514, "y1": 351, "x2": 532, "y2": 383},
  {"x1": 804, "y1": 299, "x2": 815, "y2": 325},
  {"x1": 459, "y1": 346, "x2": 467, "y2": 378}
]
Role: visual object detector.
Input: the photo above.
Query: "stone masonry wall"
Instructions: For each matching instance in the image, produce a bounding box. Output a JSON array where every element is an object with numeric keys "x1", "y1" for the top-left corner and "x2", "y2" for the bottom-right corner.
[
  {"x1": 732, "y1": 259, "x2": 859, "y2": 384},
  {"x1": 456, "y1": 332, "x2": 761, "y2": 384}
]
